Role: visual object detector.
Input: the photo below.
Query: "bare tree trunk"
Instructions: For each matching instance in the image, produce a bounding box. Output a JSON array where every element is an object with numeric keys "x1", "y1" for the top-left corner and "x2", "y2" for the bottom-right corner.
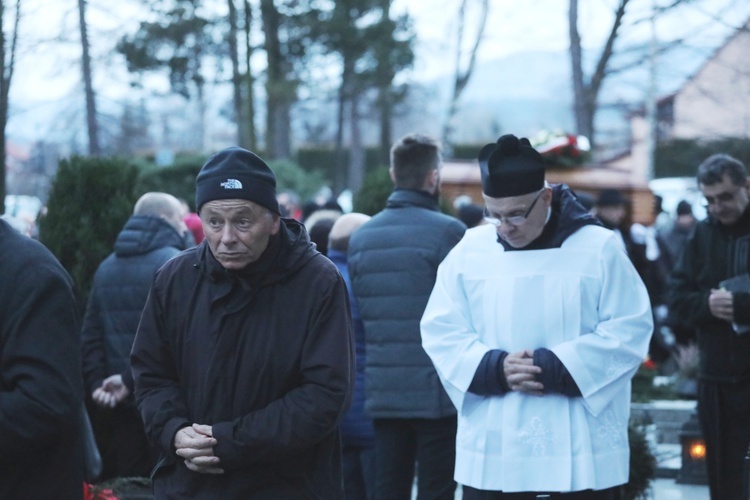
[
  {"x1": 376, "y1": 0, "x2": 394, "y2": 166},
  {"x1": 243, "y1": 0, "x2": 256, "y2": 151},
  {"x1": 260, "y1": 0, "x2": 292, "y2": 159},
  {"x1": 349, "y1": 89, "x2": 364, "y2": 194},
  {"x1": 228, "y1": 0, "x2": 246, "y2": 148},
  {"x1": 569, "y1": 0, "x2": 629, "y2": 149},
  {"x1": 0, "y1": 0, "x2": 19, "y2": 211},
  {"x1": 334, "y1": 57, "x2": 352, "y2": 195},
  {"x1": 442, "y1": 0, "x2": 489, "y2": 155},
  {"x1": 78, "y1": 0, "x2": 99, "y2": 156}
]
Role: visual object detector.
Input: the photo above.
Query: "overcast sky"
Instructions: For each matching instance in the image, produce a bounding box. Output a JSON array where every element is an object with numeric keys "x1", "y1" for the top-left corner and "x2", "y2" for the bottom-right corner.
[{"x1": 5, "y1": 0, "x2": 749, "y2": 145}]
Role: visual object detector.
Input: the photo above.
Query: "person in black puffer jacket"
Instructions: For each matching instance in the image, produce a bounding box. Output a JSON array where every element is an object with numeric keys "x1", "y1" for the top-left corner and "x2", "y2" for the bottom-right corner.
[
  {"x1": 348, "y1": 134, "x2": 466, "y2": 500},
  {"x1": 81, "y1": 191, "x2": 189, "y2": 479}
]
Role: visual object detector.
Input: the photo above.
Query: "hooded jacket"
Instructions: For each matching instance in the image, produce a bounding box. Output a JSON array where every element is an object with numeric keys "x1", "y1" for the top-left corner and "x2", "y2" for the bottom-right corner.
[
  {"x1": 131, "y1": 218, "x2": 354, "y2": 498},
  {"x1": 0, "y1": 219, "x2": 84, "y2": 499},
  {"x1": 347, "y1": 189, "x2": 466, "y2": 419},
  {"x1": 82, "y1": 215, "x2": 188, "y2": 394},
  {"x1": 668, "y1": 205, "x2": 750, "y2": 381}
]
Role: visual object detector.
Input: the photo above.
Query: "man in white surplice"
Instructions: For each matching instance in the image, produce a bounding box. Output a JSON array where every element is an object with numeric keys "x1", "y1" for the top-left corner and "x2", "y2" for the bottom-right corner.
[{"x1": 420, "y1": 134, "x2": 653, "y2": 499}]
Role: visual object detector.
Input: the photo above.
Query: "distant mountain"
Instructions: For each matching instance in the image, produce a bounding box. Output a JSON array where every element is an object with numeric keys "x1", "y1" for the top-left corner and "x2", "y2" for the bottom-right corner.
[{"x1": 404, "y1": 44, "x2": 715, "y2": 145}]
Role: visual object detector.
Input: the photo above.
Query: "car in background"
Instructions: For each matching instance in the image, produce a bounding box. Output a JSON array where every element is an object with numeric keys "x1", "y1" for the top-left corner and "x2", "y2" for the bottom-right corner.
[{"x1": 649, "y1": 177, "x2": 707, "y2": 222}]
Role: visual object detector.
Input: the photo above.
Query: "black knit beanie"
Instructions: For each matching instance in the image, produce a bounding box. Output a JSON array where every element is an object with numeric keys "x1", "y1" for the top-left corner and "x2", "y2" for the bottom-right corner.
[
  {"x1": 479, "y1": 134, "x2": 545, "y2": 198},
  {"x1": 195, "y1": 147, "x2": 280, "y2": 214}
]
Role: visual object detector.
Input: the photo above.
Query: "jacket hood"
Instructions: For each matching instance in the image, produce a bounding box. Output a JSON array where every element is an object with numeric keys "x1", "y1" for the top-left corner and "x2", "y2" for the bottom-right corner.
[
  {"x1": 115, "y1": 215, "x2": 188, "y2": 257},
  {"x1": 499, "y1": 183, "x2": 601, "y2": 251}
]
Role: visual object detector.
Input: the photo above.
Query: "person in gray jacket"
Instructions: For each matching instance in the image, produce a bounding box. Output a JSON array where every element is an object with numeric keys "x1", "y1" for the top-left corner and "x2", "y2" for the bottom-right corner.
[
  {"x1": 348, "y1": 133, "x2": 466, "y2": 500},
  {"x1": 81, "y1": 191, "x2": 188, "y2": 479}
]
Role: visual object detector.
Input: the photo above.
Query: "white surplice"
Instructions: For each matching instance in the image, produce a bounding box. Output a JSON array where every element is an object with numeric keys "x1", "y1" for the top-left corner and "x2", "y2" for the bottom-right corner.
[{"x1": 420, "y1": 223, "x2": 653, "y2": 492}]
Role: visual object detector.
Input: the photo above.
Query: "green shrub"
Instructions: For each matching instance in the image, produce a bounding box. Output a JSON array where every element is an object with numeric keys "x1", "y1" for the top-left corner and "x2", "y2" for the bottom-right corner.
[
  {"x1": 38, "y1": 156, "x2": 140, "y2": 311},
  {"x1": 352, "y1": 166, "x2": 392, "y2": 215},
  {"x1": 135, "y1": 155, "x2": 206, "y2": 211},
  {"x1": 451, "y1": 143, "x2": 487, "y2": 160},
  {"x1": 268, "y1": 159, "x2": 327, "y2": 202},
  {"x1": 624, "y1": 422, "x2": 657, "y2": 499},
  {"x1": 655, "y1": 137, "x2": 750, "y2": 178}
]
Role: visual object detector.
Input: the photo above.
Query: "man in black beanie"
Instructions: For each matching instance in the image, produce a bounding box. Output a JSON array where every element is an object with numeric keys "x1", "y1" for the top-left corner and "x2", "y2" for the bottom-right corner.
[
  {"x1": 131, "y1": 146, "x2": 354, "y2": 498},
  {"x1": 421, "y1": 134, "x2": 653, "y2": 498}
]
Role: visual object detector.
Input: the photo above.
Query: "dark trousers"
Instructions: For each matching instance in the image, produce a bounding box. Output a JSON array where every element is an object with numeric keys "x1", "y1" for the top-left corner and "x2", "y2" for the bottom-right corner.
[
  {"x1": 343, "y1": 444, "x2": 376, "y2": 500},
  {"x1": 372, "y1": 416, "x2": 457, "y2": 500},
  {"x1": 94, "y1": 403, "x2": 157, "y2": 479},
  {"x1": 462, "y1": 485, "x2": 622, "y2": 500},
  {"x1": 698, "y1": 380, "x2": 750, "y2": 500}
]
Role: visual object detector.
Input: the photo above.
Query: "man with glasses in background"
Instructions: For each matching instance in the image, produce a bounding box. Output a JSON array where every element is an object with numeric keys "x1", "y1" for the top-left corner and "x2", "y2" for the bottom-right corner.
[
  {"x1": 668, "y1": 153, "x2": 750, "y2": 500},
  {"x1": 420, "y1": 134, "x2": 653, "y2": 498}
]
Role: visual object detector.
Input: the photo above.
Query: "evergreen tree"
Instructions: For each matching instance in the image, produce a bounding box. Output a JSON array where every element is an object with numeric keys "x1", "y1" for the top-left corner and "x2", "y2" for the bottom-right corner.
[{"x1": 38, "y1": 156, "x2": 139, "y2": 311}]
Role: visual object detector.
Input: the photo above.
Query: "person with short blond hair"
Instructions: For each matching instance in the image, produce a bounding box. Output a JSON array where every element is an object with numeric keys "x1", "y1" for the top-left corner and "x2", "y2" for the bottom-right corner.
[{"x1": 82, "y1": 191, "x2": 189, "y2": 479}]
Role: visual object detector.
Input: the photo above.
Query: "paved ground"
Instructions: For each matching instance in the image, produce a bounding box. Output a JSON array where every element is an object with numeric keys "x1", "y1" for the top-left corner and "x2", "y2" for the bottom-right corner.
[
  {"x1": 430, "y1": 480, "x2": 709, "y2": 499},
  {"x1": 650, "y1": 478, "x2": 709, "y2": 499},
  {"x1": 412, "y1": 443, "x2": 711, "y2": 499}
]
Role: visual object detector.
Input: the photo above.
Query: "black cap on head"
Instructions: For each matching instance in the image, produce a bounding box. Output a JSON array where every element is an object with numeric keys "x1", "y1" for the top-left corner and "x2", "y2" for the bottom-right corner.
[
  {"x1": 479, "y1": 134, "x2": 545, "y2": 198},
  {"x1": 195, "y1": 147, "x2": 280, "y2": 214},
  {"x1": 596, "y1": 189, "x2": 627, "y2": 207},
  {"x1": 676, "y1": 200, "x2": 693, "y2": 216}
]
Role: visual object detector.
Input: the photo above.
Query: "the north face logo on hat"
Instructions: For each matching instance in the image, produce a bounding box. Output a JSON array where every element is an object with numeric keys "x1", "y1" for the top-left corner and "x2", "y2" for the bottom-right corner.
[{"x1": 220, "y1": 179, "x2": 243, "y2": 189}]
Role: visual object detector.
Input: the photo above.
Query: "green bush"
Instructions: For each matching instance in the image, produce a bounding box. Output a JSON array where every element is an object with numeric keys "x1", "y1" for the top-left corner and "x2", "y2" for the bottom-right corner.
[
  {"x1": 451, "y1": 143, "x2": 487, "y2": 160},
  {"x1": 135, "y1": 155, "x2": 206, "y2": 211},
  {"x1": 655, "y1": 137, "x2": 750, "y2": 178},
  {"x1": 624, "y1": 422, "x2": 657, "y2": 499},
  {"x1": 352, "y1": 166, "x2": 392, "y2": 215},
  {"x1": 268, "y1": 159, "x2": 327, "y2": 202},
  {"x1": 296, "y1": 146, "x2": 388, "y2": 188},
  {"x1": 38, "y1": 156, "x2": 140, "y2": 311}
]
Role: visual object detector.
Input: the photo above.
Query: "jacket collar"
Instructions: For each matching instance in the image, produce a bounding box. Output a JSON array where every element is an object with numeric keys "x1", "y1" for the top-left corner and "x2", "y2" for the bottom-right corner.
[
  {"x1": 386, "y1": 189, "x2": 440, "y2": 211},
  {"x1": 709, "y1": 203, "x2": 750, "y2": 238}
]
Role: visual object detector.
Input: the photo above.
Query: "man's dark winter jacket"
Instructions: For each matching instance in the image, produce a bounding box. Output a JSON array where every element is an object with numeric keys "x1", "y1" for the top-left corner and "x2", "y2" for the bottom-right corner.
[
  {"x1": 668, "y1": 206, "x2": 750, "y2": 381},
  {"x1": 82, "y1": 215, "x2": 187, "y2": 394},
  {"x1": 0, "y1": 219, "x2": 84, "y2": 499},
  {"x1": 131, "y1": 218, "x2": 354, "y2": 499},
  {"x1": 347, "y1": 189, "x2": 466, "y2": 419}
]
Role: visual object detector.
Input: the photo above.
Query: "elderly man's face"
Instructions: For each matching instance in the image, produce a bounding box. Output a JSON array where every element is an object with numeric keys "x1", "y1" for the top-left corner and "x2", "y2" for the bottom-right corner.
[
  {"x1": 483, "y1": 187, "x2": 551, "y2": 248},
  {"x1": 200, "y1": 199, "x2": 280, "y2": 270}
]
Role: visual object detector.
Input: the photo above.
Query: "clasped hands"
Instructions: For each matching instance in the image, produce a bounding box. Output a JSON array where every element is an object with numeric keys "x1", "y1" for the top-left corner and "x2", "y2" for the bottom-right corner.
[
  {"x1": 504, "y1": 349, "x2": 544, "y2": 395},
  {"x1": 175, "y1": 423, "x2": 224, "y2": 474},
  {"x1": 709, "y1": 288, "x2": 734, "y2": 323}
]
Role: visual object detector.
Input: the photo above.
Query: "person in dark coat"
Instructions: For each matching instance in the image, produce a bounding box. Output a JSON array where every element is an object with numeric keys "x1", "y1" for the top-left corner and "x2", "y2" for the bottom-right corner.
[
  {"x1": 130, "y1": 146, "x2": 354, "y2": 499},
  {"x1": 82, "y1": 191, "x2": 189, "y2": 479},
  {"x1": 327, "y1": 212, "x2": 375, "y2": 499},
  {"x1": 668, "y1": 153, "x2": 750, "y2": 500},
  {"x1": 348, "y1": 134, "x2": 466, "y2": 500},
  {"x1": 0, "y1": 218, "x2": 84, "y2": 499}
]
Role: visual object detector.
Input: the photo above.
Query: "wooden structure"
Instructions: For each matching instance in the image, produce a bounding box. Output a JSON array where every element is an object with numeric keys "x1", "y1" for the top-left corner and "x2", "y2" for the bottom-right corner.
[{"x1": 440, "y1": 160, "x2": 656, "y2": 226}]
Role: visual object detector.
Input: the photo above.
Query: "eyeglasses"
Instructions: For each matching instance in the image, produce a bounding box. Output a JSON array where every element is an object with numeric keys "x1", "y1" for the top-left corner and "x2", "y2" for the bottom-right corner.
[
  {"x1": 483, "y1": 189, "x2": 544, "y2": 227},
  {"x1": 702, "y1": 188, "x2": 742, "y2": 208}
]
